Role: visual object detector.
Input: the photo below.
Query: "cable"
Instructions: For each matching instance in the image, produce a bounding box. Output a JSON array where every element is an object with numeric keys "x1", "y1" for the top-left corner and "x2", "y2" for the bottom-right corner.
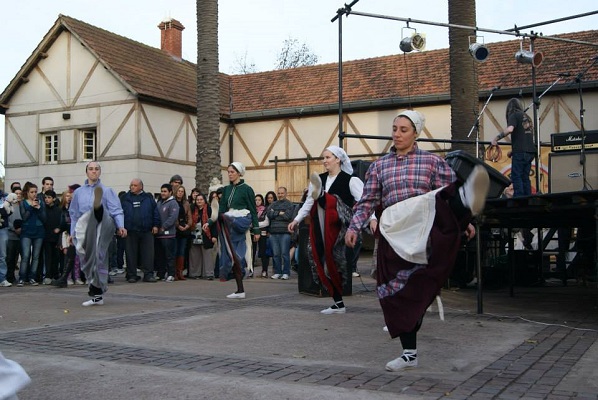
[
  {"x1": 402, "y1": 52, "x2": 412, "y2": 109},
  {"x1": 443, "y1": 306, "x2": 598, "y2": 332}
]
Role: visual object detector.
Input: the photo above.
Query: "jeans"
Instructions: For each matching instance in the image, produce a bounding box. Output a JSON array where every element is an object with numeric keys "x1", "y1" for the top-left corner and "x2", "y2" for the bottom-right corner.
[
  {"x1": 6, "y1": 239, "x2": 20, "y2": 283},
  {"x1": 270, "y1": 233, "x2": 291, "y2": 275},
  {"x1": 155, "y1": 238, "x2": 176, "y2": 278},
  {"x1": 175, "y1": 236, "x2": 188, "y2": 257},
  {"x1": 43, "y1": 240, "x2": 61, "y2": 280},
  {"x1": 19, "y1": 237, "x2": 44, "y2": 281},
  {"x1": 0, "y1": 229, "x2": 8, "y2": 282},
  {"x1": 511, "y1": 152, "x2": 534, "y2": 197}
]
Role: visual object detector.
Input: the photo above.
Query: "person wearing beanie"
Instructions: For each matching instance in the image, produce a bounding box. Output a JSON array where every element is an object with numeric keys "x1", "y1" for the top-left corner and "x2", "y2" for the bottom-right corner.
[
  {"x1": 346, "y1": 110, "x2": 490, "y2": 371},
  {"x1": 169, "y1": 175, "x2": 183, "y2": 194},
  {"x1": 207, "y1": 162, "x2": 260, "y2": 299}
]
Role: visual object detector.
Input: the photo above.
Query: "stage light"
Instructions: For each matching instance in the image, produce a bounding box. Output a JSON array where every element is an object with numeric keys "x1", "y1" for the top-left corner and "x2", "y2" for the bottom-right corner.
[
  {"x1": 469, "y1": 43, "x2": 489, "y2": 62},
  {"x1": 515, "y1": 50, "x2": 544, "y2": 67},
  {"x1": 400, "y1": 30, "x2": 426, "y2": 53}
]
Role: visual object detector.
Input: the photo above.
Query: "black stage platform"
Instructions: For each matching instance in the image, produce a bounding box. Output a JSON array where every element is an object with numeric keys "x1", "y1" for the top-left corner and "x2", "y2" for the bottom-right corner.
[{"x1": 472, "y1": 190, "x2": 598, "y2": 313}]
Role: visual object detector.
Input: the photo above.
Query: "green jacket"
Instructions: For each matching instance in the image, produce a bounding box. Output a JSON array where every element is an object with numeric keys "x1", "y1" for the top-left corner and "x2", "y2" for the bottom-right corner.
[{"x1": 218, "y1": 179, "x2": 260, "y2": 235}]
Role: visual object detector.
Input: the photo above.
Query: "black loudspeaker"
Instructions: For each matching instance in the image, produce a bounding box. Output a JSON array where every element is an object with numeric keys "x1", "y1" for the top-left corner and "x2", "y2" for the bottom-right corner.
[
  {"x1": 297, "y1": 221, "x2": 352, "y2": 297},
  {"x1": 549, "y1": 150, "x2": 598, "y2": 193},
  {"x1": 445, "y1": 151, "x2": 511, "y2": 198},
  {"x1": 351, "y1": 160, "x2": 371, "y2": 182}
]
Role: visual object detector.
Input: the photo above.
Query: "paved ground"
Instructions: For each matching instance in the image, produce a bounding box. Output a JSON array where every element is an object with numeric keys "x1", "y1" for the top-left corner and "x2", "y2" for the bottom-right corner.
[{"x1": 1, "y1": 256, "x2": 598, "y2": 399}]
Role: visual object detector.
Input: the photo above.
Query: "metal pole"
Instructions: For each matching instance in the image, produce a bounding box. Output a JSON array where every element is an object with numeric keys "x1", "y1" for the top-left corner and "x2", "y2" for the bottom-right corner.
[
  {"x1": 346, "y1": 10, "x2": 598, "y2": 47},
  {"x1": 338, "y1": 12, "x2": 344, "y2": 147},
  {"x1": 475, "y1": 221, "x2": 483, "y2": 314},
  {"x1": 530, "y1": 38, "x2": 541, "y2": 193}
]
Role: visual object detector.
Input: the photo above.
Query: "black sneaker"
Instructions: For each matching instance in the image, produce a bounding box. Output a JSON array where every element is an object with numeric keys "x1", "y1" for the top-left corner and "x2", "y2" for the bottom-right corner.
[{"x1": 51, "y1": 279, "x2": 67, "y2": 288}]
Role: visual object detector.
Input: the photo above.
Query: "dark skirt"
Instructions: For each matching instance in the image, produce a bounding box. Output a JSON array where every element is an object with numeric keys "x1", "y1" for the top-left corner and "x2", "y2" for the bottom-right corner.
[{"x1": 377, "y1": 184, "x2": 471, "y2": 338}]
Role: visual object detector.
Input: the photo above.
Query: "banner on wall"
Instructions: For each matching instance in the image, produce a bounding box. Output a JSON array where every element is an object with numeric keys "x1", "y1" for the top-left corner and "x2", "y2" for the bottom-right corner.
[{"x1": 485, "y1": 146, "x2": 550, "y2": 194}]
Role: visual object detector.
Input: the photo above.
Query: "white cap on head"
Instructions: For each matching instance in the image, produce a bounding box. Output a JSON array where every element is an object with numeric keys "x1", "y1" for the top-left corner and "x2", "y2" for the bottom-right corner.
[
  {"x1": 325, "y1": 145, "x2": 353, "y2": 175},
  {"x1": 230, "y1": 162, "x2": 246, "y2": 176},
  {"x1": 397, "y1": 110, "x2": 425, "y2": 136}
]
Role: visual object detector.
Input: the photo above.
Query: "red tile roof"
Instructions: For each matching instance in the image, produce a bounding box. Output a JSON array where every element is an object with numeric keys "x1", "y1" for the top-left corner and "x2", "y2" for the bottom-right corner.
[{"x1": 2, "y1": 15, "x2": 597, "y2": 119}]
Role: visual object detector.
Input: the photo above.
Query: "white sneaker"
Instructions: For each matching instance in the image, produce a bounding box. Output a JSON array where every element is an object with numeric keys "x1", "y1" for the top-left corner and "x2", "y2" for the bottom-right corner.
[
  {"x1": 386, "y1": 351, "x2": 418, "y2": 371},
  {"x1": 82, "y1": 296, "x2": 104, "y2": 307},
  {"x1": 459, "y1": 165, "x2": 490, "y2": 216},
  {"x1": 310, "y1": 172, "x2": 322, "y2": 200},
  {"x1": 320, "y1": 305, "x2": 346, "y2": 314},
  {"x1": 116, "y1": 268, "x2": 125, "y2": 274},
  {"x1": 467, "y1": 277, "x2": 478, "y2": 288},
  {"x1": 271, "y1": 274, "x2": 281, "y2": 280},
  {"x1": 75, "y1": 279, "x2": 85, "y2": 285},
  {"x1": 281, "y1": 274, "x2": 289, "y2": 280},
  {"x1": 0, "y1": 280, "x2": 12, "y2": 287},
  {"x1": 383, "y1": 325, "x2": 388, "y2": 332},
  {"x1": 43, "y1": 278, "x2": 52, "y2": 285},
  {"x1": 165, "y1": 276, "x2": 175, "y2": 282},
  {"x1": 352, "y1": 271, "x2": 360, "y2": 277},
  {"x1": 67, "y1": 279, "x2": 74, "y2": 286},
  {"x1": 226, "y1": 292, "x2": 246, "y2": 299},
  {"x1": 109, "y1": 270, "x2": 118, "y2": 276}
]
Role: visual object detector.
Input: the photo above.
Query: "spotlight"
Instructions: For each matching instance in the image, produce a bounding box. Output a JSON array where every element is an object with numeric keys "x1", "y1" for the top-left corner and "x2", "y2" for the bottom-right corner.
[
  {"x1": 515, "y1": 50, "x2": 544, "y2": 67},
  {"x1": 469, "y1": 43, "x2": 489, "y2": 62},
  {"x1": 400, "y1": 32, "x2": 426, "y2": 53}
]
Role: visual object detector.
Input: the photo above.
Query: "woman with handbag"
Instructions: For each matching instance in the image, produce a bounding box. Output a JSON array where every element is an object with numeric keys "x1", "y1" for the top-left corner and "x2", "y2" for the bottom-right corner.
[{"x1": 189, "y1": 194, "x2": 217, "y2": 279}]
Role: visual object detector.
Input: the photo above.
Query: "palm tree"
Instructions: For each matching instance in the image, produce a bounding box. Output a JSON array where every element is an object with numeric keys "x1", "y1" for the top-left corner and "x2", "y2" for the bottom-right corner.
[
  {"x1": 196, "y1": 0, "x2": 222, "y2": 192},
  {"x1": 448, "y1": 0, "x2": 479, "y2": 155}
]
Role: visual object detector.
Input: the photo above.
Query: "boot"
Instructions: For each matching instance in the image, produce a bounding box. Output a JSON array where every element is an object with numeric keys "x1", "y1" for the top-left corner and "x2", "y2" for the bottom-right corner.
[
  {"x1": 175, "y1": 256, "x2": 186, "y2": 280},
  {"x1": 52, "y1": 249, "x2": 75, "y2": 288}
]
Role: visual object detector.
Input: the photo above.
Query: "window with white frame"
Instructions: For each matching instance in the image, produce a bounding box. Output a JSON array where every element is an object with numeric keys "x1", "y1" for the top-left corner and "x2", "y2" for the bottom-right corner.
[
  {"x1": 81, "y1": 129, "x2": 97, "y2": 161},
  {"x1": 43, "y1": 133, "x2": 59, "y2": 164}
]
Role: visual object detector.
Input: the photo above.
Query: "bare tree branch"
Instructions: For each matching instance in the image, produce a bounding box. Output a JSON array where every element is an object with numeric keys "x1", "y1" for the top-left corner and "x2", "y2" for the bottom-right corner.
[{"x1": 274, "y1": 37, "x2": 319, "y2": 70}]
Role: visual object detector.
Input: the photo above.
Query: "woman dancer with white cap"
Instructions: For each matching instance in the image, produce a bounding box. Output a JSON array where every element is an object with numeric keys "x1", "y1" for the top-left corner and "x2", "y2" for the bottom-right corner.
[
  {"x1": 346, "y1": 110, "x2": 490, "y2": 371},
  {"x1": 289, "y1": 146, "x2": 374, "y2": 314},
  {"x1": 208, "y1": 162, "x2": 260, "y2": 299}
]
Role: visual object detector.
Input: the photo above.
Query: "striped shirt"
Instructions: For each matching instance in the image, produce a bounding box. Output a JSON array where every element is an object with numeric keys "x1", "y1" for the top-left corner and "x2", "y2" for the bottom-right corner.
[{"x1": 348, "y1": 144, "x2": 456, "y2": 233}]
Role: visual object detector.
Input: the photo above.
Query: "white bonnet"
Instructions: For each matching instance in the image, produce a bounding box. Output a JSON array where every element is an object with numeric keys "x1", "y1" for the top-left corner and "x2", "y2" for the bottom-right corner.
[
  {"x1": 397, "y1": 110, "x2": 425, "y2": 136},
  {"x1": 230, "y1": 162, "x2": 246, "y2": 176}
]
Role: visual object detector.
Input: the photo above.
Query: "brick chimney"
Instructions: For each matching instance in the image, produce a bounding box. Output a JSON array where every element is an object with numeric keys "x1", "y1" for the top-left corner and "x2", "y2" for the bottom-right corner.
[{"x1": 158, "y1": 18, "x2": 185, "y2": 59}]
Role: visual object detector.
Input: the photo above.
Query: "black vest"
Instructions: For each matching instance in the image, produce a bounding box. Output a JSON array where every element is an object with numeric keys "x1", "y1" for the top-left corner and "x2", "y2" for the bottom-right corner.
[{"x1": 320, "y1": 171, "x2": 355, "y2": 208}]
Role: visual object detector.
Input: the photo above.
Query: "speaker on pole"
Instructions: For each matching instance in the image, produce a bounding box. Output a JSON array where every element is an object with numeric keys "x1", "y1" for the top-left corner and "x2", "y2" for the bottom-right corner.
[{"x1": 549, "y1": 150, "x2": 598, "y2": 193}]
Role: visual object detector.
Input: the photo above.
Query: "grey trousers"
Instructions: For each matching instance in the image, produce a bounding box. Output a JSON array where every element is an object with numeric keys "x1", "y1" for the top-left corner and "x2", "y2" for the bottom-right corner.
[{"x1": 75, "y1": 209, "x2": 115, "y2": 294}]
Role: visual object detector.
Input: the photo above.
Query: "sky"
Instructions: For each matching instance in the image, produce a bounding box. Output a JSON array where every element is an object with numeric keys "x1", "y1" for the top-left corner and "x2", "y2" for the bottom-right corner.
[{"x1": 1, "y1": 0, "x2": 597, "y2": 176}]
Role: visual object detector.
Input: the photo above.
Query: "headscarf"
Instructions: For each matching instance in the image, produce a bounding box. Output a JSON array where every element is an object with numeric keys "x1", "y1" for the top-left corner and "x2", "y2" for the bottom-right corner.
[
  {"x1": 325, "y1": 145, "x2": 353, "y2": 175},
  {"x1": 397, "y1": 110, "x2": 425, "y2": 136},
  {"x1": 230, "y1": 162, "x2": 246, "y2": 176}
]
